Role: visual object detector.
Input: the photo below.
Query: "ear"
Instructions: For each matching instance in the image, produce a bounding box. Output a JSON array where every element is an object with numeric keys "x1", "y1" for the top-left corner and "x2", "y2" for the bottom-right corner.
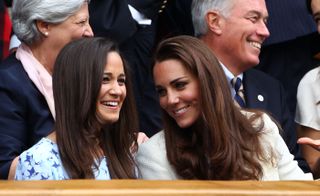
[
  {"x1": 36, "y1": 20, "x2": 50, "y2": 37},
  {"x1": 205, "y1": 11, "x2": 223, "y2": 35}
]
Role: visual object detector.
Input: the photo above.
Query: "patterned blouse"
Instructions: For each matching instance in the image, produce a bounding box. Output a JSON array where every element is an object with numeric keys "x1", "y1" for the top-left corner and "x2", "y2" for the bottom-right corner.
[{"x1": 15, "y1": 137, "x2": 111, "y2": 180}]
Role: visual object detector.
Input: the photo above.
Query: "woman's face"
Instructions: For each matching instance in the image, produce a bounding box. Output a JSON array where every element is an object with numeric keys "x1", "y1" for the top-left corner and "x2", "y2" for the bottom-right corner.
[
  {"x1": 153, "y1": 59, "x2": 201, "y2": 128},
  {"x1": 46, "y1": 3, "x2": 93, "y2": 55},
  {"x1": 97, "y1": 52, "x2": 127, "y2": 124}
]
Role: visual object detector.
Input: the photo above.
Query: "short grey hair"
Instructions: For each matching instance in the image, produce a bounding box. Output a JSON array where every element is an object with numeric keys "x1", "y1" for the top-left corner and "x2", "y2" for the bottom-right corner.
[
  {"x1": 192, "y1": 0, "x2": 235, "y2": 37},
  {"x1": 12, "y1": 0, "x2": 90, "y2": 45}
]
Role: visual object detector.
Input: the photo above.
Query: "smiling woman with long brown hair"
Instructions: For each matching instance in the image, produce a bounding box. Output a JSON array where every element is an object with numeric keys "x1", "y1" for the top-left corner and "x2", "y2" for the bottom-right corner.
[
  {"x1": 136, "y1": 35, "x2": 313, "y2": 180},
  {"x1": 15, "y1": 37, "x2": 139, "y2": 180}
]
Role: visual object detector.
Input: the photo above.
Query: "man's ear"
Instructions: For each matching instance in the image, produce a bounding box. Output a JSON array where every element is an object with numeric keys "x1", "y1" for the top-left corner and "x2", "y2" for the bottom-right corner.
[
  {"x1": 36, "y1": 20, "x2": 50, "y2": 37},
  {"x1": 205, "y1": 11, "x2": 223, "y2": 35}
]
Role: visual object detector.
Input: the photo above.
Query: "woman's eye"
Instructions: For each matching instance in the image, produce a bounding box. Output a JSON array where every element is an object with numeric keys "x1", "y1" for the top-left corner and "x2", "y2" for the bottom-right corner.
[
  {"x1": 102, "y1": 76, "x2": 110, "y2": 83},
  {"x1": 77, "y1": 20, "x2": 87, "y2": 26},
  {"x1": 118, "y1": 78, "x2": 126, "y2": 86},
  {"x1": 175, "y1": 82, "x2": 186, "y2": 89},
  {"x1": 156, "y1": 88, "x2": 166, "y2": 97}
]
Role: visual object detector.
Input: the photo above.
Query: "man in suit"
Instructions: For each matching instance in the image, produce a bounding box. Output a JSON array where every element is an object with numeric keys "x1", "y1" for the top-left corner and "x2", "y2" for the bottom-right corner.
[
  {"x1": 89, "y1": 0, "x2": 169, "y2": 137},
  {"x1": 191, "y1": 0, "x2": 310, "y2": 172}
]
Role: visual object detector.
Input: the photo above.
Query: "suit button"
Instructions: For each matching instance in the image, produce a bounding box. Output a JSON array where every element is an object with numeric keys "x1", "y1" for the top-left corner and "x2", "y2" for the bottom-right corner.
[{"x1": 257, "y1": 95, "x2": 264, "y2": 102}]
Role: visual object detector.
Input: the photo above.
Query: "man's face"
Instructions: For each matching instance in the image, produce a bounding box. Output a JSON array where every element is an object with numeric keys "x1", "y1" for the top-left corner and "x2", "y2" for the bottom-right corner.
[
  {"x1": 219, "y1": 0, "x2": 270, "y2": 73},
  {"x1": 311, "y1": 0, "x2": 320, "y2": 33}
]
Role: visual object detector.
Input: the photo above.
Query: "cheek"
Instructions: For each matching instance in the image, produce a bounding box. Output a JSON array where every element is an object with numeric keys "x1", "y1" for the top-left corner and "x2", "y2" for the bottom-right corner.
[
  {"x1": 184, "y1": 87, "x2": 200, "y2": 102},
  {"x1": 98, "y1": 86, "x2": 105, "y2": 98},
  {"x1": 158, "y1": 97, "x2": 167, "y2": 109},
  {"x1": 121, "y1": 87, "x2": 127, "y2": 100},
  {"x1": 67, "y1": 27, "x2": 84, "y2": 40}
]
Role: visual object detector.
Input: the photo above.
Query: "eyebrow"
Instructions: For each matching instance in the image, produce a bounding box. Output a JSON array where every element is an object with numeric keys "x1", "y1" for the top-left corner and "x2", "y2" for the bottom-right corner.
[
  {"x1": 103, "y1": 72, "x2": 125, "y2": 77},
  {"x1": 155, "y1": 76, "x2": 188, "y2": 89},
  {"x1": 247, "y1": 10, "x2": 269, "y2": 21},
  {"x1": 169, "y1": 76, "x2": 188, "y2": 85}
]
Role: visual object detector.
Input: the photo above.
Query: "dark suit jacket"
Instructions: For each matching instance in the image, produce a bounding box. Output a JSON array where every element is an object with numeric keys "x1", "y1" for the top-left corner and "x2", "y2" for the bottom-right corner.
[
  {"x1": 257, "y1": 0, "x2": 320, "y2": 140},
  {"x1": 89, "y1": 1, "x2": 137, "y2": 44},
  {"x1": 0, "y1": 54, "x2": 54, "y2": 179},
  {"x1": 89, "y1": 0, "x2": 166, "y2": 44},
  {"x1": 243, "y1": 68, "x2": 310, "y2": 172},
  {"x1": 156, "y1": 0, "x2": 194, "y2": 43},
  {"x1": 264, "y1": 0, "x2": 316, "y2": 45},
  {"x1": 244, "y1": 69, "x2": 293, "y2": 142}
]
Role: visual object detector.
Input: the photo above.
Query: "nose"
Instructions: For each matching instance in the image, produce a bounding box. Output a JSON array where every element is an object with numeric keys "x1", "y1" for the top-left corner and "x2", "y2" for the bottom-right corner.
[
  {"x1": 167, "y1": 90, "x2": 179, "y2": 105},
  {"x1": 109, "y1": 82, "x2": 122, "y2": 96},
  {"x1": 83, "y1": 24, "x2": 94, "y2": 37},
  {"x1": 257, "y1": 21, "x2": 270, "y2": 39}
]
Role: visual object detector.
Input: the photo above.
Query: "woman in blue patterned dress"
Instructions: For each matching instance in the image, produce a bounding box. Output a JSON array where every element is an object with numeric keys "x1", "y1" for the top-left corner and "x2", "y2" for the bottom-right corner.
[{"x1": 15, "y1": 37, "x2": 139, "y2": 180}]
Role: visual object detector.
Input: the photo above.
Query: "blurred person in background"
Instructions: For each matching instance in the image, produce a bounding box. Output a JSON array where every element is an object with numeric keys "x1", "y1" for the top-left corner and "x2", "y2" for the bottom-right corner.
[{"x1": 296, "y1": 0, "x2": 320, "y2": 179}]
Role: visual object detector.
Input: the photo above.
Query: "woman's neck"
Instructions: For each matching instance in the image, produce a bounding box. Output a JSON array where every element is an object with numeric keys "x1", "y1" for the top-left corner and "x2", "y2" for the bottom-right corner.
[
  {"x1": 29, "y1": 43, "x2": 55, "y2": 75},
  {"x1": 47, "y1": 131, "x2": 57, "y2": 143}
]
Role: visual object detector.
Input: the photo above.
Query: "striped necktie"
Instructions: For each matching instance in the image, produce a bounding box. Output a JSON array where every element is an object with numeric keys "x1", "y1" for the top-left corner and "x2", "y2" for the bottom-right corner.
[{"x1": 231, "y1": 77, "x2": 246, "y2": 107}]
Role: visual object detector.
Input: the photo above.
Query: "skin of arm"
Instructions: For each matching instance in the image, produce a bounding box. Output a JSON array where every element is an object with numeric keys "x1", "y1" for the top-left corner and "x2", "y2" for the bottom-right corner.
[
  {"x1": 297, "y1": 125, "x2": 320, "y2": 178},
  {"x1": 7, "y1": 157, "x2": 19, "y2": 180}
]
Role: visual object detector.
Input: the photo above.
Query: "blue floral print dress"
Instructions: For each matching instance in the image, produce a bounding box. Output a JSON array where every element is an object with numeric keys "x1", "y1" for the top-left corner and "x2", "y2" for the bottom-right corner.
[{"x1": 15, "y1": 137, "x2": 111, "y2": 180}]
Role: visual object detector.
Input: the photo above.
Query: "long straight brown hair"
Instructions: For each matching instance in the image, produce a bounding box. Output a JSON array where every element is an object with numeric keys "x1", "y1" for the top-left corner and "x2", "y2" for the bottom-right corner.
[
  {"x1": 53, "y1": 37, "x2": 138, "y2": 179},
  {"x1": 154, "y1": 35, "x2": 269, "y2": 180}
]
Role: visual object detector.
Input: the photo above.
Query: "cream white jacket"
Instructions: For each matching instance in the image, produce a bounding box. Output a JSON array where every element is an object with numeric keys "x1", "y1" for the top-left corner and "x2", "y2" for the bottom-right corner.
[{"x1": 136, "y1": 113, "x2": 313, "y2": 180}]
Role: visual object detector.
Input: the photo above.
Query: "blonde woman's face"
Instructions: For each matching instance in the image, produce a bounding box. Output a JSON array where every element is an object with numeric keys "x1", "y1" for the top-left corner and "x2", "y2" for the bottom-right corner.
[{"x1": 153, "y1": 59, "x2": 201, "y2": 128}]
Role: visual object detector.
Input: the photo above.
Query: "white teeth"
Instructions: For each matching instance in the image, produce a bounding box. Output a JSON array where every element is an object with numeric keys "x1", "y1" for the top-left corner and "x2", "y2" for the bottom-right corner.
[
  {"x1": 103, "y1": 101, "x2": 118, "y2": 106},
  {"x1": 174, "y1": 106, "x2": 188, "y2": 114},
  {"x1": 250, "y1": 41, "x2": 261, "y2": 49}
]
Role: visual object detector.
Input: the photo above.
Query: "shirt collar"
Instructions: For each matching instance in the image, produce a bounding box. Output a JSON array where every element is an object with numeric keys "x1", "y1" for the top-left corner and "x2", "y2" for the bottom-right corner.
[{"x1": 219, "y1": 61, "x2": 243, "y2": 96}]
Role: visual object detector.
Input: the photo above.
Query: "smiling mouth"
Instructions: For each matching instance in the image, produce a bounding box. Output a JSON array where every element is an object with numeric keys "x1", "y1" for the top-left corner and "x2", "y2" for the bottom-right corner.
[
  {"x1": 101, "y1": 101, "x2": 119, "y2": 107},
  {"x1": 173, "y1": 105, "x2": 189, "y2": 115},
  {"x1": 249, "y1": 41, "x2": 261, "y2": 50}
]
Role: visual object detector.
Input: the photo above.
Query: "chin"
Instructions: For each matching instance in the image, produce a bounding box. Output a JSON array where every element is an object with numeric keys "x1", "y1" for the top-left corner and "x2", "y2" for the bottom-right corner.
[
  {"x1": 245, "y1": 58, "x2": 260, "y2": 68},
  {"x1": 103, "y1": 116, "x2": 120, "y2": 124},
  {"x1": 251, "y1": 55, "x2": 260, "y2": 64},
  {"x1": 109, "y1": 118, "x2": 119, "y2": 123},
  {"x1": 177, "y1": 121, "x2": 194, "y2": 129}
]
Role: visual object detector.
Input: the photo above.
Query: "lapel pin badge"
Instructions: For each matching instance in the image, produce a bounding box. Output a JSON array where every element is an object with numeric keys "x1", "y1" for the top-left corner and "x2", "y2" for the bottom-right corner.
[{"x1": 257, "y1": 95, "x2": 264, "y2": 102}]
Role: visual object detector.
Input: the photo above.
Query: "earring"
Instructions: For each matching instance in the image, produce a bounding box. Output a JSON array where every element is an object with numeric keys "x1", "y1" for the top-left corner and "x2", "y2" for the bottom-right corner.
[{"x1": 44, "y1": 32, "x2": 49, "y2": 36}]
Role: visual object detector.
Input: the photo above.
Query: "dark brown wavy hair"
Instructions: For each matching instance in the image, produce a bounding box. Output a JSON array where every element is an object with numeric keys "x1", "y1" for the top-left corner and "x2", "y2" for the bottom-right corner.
[
  {"x1": 154, "y1": 35, "x2": 269, "y2": 180},
  {"x1": 53, "y1": 37, "x2": 138, "y2": 179}
]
